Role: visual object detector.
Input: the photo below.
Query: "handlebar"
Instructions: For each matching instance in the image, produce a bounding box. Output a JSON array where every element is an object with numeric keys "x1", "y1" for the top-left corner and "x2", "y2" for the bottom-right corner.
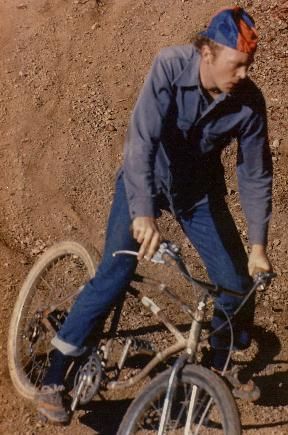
[
  {"x1": 253, "y1": 270, "x2": 277, "y2": 288},
  {"x1": 113, "y1": 241, "x2": 180, "y2": 264},
  {"x1": 113, "y1": 241, "x2": 276, "y2": 292}
]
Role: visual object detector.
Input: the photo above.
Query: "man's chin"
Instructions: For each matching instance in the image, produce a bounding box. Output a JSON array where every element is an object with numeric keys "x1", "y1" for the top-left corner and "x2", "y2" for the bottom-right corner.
[{"x1": 225, "y1": 82, "x2": 241, "y2": 93}]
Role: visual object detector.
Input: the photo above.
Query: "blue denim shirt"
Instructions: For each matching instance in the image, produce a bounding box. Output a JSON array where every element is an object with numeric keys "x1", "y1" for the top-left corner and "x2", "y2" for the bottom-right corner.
[{"x1": 122, "y1": 45, "x2": 272, "y2": 245}]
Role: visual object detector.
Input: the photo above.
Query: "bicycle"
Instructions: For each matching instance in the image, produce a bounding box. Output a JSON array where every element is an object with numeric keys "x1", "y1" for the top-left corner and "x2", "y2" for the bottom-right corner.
[{"x1": 7, "y1": 240, "x2": 275, "y2": 434}]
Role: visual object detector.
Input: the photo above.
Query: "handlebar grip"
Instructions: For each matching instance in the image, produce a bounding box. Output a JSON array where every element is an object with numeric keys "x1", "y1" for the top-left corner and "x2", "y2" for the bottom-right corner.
[
  {"x1": 254, "y1": 271, "x2": 276, "y2": 280},
  {"x1": 112, "y1": 250, "x2": 138, "y2": 257},
  {"x1": 254, "y1": 271, "x2": 276, "y2": 289}
]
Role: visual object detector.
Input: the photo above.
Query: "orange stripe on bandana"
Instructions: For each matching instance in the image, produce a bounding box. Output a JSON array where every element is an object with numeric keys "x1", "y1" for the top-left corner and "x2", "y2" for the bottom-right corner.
[{"x1": 237, "y1": 18, "x2": 258, "y2": 54}]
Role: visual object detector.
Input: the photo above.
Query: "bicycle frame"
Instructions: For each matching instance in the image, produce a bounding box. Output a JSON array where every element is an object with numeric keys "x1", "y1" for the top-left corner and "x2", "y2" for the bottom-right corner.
[
  {"x1": 107, "y1": 284, "x2": 209, "y2": 391},
  {"x1": 38, "y1": 241, "x2": 275, "y2": 400},
  {"x1": 106, "y1": 242, "x2": 275, "y2": 393},
  {"x1": 38, "y1": 266, "x2": 211, "y2": 392}
]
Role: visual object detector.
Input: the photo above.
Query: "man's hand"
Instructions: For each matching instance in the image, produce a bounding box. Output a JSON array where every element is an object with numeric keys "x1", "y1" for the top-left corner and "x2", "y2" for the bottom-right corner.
[
  {"x1": 248, "y1": 244, "x2": 272, "y2": 277},
  {"x1": 132, "y1": 216, "x2": 160, "y2": 261}
]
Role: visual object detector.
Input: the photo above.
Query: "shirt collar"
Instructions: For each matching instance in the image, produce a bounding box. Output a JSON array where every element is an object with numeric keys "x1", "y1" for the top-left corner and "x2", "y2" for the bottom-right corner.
[
  {"x1": 173, "y1": 47, "x2": 200, "y2": 87},
  {"x1": 173, "y1": 46, "x2": 232, "y2": 107}
]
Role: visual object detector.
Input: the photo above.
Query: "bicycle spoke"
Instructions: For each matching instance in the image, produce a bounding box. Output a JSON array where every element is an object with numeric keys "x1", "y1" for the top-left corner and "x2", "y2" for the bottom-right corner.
[
  {"x1": 126, "y1": 370, "x2": 232, "y2": 434},
  {"x1": 184, "y1": 384, "x2": 198, "y2": 434},
  {"x1": 25, "y1": 354, "x2": 42, "y2": 381},
  {"x1": 8, "y1": 242, "x2": 95, "y2": 401},
  {"x1": 173, "y1": 389, "x2": 191, "y2": 430},
  {"x1": 21, "y1": 336, "x2": 49, "y2": 385},
  {"x1": 194, "y1": 397, "x2": 213, "y2": 435},
  {"x1": 40, "y1": 275, "x2": 57, "y2": 293},
  {"x1": 34, "y1": 358, "x2": 47, "y2": 386},
  {"x1": 19, "y1": 259, "x2": 88, "y2": 384}
]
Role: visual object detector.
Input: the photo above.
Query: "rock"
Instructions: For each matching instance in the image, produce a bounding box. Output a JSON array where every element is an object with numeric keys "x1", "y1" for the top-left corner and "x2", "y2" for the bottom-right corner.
[
  {"x1": 91, "y1": 22, "x2": 100, "y2": 30},
  {"x1": 272, "y1": 139, "x2": 280, "y2": 148},
  {"x1": 106, "y1": 124, "x2": 117, "y2": 132},
  {"x1": 227, "y1": 187, "x2": 236, "y2": 195},
  {"x1": 273, "y1": 239, "x2": 281, "y2": 247}
]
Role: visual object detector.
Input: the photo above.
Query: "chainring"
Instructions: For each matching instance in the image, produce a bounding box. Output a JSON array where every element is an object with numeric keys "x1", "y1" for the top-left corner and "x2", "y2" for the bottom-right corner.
[{"x1": 73, "y1": 349, "x2": 103, "y2": 406}]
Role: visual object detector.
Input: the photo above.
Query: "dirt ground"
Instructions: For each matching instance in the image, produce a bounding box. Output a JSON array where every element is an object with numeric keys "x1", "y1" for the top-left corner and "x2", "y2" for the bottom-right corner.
[{"x1": 0, "y1": 0, "x2": 287, "y2": 434}]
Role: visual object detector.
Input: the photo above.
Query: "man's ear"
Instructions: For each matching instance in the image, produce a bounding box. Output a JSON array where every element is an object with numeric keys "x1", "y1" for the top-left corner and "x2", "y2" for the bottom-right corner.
[{"x1": 201, "y1": 44, "x2": 213, "y2": 63}]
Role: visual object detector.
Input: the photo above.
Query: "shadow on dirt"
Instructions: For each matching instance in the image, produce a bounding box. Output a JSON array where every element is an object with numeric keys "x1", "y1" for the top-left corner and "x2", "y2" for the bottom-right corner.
[
  {"x1": 242, "y1": 420, "x2": 288, "y2": 431},
  {"x1": 238, "y1": 325, "x2": 288, "y2": 408},
  {"x1": 79, "y1": 399, "x2": 131, "y2": 434},
  {"x1": 79, "y1": 324, "x2": 287, "y2": 434},
  {"x1": 80, "y1": 325, "x2": 288, "y2": 435}
]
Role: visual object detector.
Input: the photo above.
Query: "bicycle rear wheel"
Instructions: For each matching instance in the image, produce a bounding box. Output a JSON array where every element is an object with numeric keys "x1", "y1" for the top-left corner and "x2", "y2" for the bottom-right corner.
[
  {"x1": 7, "y1": 241, "x2": 98, "y2": 401},
  {"x1": 118, "y1": 364, "x2": 241, "y2": 434}
]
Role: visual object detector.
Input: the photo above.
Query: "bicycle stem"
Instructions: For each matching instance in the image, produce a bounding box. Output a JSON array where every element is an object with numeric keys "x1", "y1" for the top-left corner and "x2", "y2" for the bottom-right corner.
[{"x1": 186, "y1": 295, "x2": 207, "y2": 357}]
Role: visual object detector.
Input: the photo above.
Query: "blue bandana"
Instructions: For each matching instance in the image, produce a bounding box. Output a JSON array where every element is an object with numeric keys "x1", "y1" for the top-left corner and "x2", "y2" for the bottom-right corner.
[{"x1": 201, "y1": 7, "x2": 258, "y2": 55}]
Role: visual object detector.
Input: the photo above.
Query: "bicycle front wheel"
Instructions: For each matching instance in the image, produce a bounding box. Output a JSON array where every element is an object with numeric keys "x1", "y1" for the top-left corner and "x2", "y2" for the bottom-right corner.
[
  {"x1": 8, "y1": 241, "x2": 98, "y2": 401},
  {"x1": 118, "y1": 364, "x2": 241, "y2": 434}
]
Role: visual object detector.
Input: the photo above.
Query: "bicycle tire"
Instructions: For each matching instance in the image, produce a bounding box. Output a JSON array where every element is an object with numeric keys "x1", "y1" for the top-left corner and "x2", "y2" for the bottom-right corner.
[
  {"x1": 7, "y1": 241, "x2": 98, "y2": 401},
  {"x1": 118, "y1": 364, "x2": 241, "y2": 435}
]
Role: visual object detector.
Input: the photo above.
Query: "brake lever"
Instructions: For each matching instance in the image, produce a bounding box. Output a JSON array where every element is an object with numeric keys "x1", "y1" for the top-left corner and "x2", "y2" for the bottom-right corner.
[
  {"x1": 112, "y1": 241, "x2": 181, "y2": 265},
  {"x1": 254, "y1": 271, "x2": 277, "y2": 290}
]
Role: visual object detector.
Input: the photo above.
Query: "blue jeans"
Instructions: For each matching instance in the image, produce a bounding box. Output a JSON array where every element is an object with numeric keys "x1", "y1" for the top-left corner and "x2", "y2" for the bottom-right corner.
[{"x1": 52, "y1": 174, "x2": 253, "y2": 367}]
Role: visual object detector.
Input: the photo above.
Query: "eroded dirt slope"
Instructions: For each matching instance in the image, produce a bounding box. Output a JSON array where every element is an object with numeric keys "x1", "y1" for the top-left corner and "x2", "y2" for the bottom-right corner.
[{"x1": 0, "y1": 0, "x2": 287, "y2": 433}]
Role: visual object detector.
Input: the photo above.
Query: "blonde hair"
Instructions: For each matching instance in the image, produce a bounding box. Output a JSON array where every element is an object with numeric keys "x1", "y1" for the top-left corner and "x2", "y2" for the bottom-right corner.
[{"x1": 192, "y1": 34, "x2": 223, "y2": 58}]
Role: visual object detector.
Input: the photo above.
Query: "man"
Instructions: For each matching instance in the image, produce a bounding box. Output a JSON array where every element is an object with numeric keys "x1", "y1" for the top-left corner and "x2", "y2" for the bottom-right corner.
[{"x1": 37, "y1": 7, "x2": 272, "y2": 424}]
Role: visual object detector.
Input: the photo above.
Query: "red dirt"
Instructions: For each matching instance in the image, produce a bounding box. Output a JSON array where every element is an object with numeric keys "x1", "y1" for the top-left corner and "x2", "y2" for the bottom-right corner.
[{"x1": 0, "y1": 0, "x2": 287, "y2": 433}]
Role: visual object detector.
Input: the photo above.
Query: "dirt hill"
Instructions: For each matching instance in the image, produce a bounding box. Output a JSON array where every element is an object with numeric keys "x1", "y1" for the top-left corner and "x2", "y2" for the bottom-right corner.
[{"x1": 0, "y1": 0, "x2": 287, "y2": 433}]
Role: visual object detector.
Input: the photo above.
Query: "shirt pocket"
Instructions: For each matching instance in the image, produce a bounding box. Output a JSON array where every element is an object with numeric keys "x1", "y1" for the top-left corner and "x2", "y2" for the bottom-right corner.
[{"x1": 201, "y1": 133, "x2": 231, "y2": 152}]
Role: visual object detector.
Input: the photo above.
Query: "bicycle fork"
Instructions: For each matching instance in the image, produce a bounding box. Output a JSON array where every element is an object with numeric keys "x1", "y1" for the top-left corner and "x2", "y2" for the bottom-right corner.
[{"x1": 158, "y1": 295, "x2": 207, "y2": 435}]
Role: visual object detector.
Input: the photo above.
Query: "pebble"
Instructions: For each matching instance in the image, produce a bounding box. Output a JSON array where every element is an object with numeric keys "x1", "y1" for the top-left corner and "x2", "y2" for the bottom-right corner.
[
  {"x1": 91, "y1": 22, "x2": 100, "y2": 30},
  {"x1": 1, "y1": 2, "x2": 288, "y2": 432},
  {"x1": 227, "y1": 187, "x2": 236, "y2": 195},
  {"x1": 272, "y1": 139, "x2": 280, "y2": 148},
  {"x1": 273, "y1": 239, "x2": 281, "y2": 246},
  {"x1": 106, "y1": 124, "x2": 117, "y2": 132}
]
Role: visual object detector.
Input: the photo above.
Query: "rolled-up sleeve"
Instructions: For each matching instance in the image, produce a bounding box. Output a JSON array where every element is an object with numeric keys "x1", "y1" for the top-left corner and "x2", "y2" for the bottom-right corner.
[
  {"x1": 237, "y1": 110, "x2": 272, "y2": 245},
  {"x1": 123, "y1": 51, "x2": 174, "y2": 219}
]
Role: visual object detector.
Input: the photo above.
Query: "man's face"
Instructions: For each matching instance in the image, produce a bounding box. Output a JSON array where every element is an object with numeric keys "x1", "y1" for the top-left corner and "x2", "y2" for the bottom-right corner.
[{"x1": 204, "y1": 44, "x2": 254, "y2": 93}]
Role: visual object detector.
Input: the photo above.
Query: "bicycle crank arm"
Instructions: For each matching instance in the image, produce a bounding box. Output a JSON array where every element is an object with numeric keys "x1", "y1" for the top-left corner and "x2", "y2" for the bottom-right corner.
[{"x1": 71, "y1": 377, "x2": 86, "y2": 411}]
